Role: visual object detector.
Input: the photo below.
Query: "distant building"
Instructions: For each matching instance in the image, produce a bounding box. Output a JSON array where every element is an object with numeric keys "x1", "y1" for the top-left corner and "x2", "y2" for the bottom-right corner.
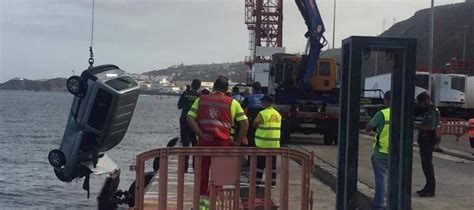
[
  {"x1": 130, "y1": 74, "x2": 150, "y2": 81},
  {"x1": 200, "y1": 81, "x2": 214, "y2": 90},
  {"x1": 174, "y1": 80, "x2": 192, "y2": 88},
  {"x1": 149, "y1": 75, "x2": 172, "y2": 85}
]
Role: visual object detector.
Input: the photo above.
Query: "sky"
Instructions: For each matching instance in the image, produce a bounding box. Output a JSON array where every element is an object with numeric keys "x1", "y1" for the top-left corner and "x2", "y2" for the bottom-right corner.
[{"x1": 0, "y1": 0, "x2": 466, "y2": 82}]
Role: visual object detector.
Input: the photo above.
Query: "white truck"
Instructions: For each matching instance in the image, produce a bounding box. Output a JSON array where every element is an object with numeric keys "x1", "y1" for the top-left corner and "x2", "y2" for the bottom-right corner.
[
  {"x1": 252, "y1": 63, "x2": 270, "y2": 88},
  {"x1": 432, "y1": 73, "x2": 466, "y2": 107},
  {"x1": 364, "y1": 72, "x2": 466, "y2": 108},
  {"x1": 250, "y1": 46, "x2": 285, "y2": 92}
]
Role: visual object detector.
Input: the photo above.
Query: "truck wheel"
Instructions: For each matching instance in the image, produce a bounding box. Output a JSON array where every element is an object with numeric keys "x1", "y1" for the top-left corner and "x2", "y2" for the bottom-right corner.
[{"x1": 323, "y1": 134, "x2": 335, "y2": 145}]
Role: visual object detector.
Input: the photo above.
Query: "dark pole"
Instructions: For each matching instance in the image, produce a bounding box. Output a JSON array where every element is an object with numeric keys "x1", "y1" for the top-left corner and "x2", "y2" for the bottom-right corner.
[
  {"x1": 337, "y1": 37, "x2": 416, "y2": 210},
  {"x1": 428, "y1": 0, "x2": 434, "y2": 93},
  {"x1": 387, "y1": 44, "x2": 416, "y2": 210},
  {"x1": 463, "y1": 25, "x2": 468, "y2": 70},
  {"x1": 332, "y1": 0, "x2": 337, "y2": 48},
  {"x1": 336, "y1": 43, "x2": 350, "y2": 210},
  {"x1": 255, "y1": 0, "x2": 263, "y2": 60},
  {"x1": 278, "y1": 0, "x2": 283, "y2": 47},
  {"x1": 344, "y1": 41, "x2": 362, "y2": 210},
  {"x1": 336, "y1": 38, "x2": 362, "y2": 210}
]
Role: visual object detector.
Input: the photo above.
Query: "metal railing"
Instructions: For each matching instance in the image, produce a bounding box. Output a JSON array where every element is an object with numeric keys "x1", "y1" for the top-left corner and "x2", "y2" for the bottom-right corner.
[
  {"x1": 129, "y1": 147, "x2": 314, "y2": 210},
  {"x1": 440, "y1": 118, "x2": 467, "y2": 140}
]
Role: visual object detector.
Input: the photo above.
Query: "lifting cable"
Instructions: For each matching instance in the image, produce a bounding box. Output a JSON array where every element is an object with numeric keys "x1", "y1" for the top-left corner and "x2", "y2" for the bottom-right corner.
[{"x1": 88, "y1": 0, "x2": 95, "y2": 68}]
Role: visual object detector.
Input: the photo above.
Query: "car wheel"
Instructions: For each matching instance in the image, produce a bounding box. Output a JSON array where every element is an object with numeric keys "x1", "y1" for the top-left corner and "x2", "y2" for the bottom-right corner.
[
  {"x1": 66, "y1": 76, "x2": 86, "y2": 97},
  {"x1": 48, "y1": 149, "x2": 66, "y2": 168},
  {"x1": 53, "y1": 168, "x2": 68, "y2": 182}
]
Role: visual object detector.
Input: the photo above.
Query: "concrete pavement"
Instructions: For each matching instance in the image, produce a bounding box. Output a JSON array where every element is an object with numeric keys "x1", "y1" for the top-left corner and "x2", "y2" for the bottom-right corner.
[
  {"x1": 289, "y1": 133, "x2": 474, "y2": 210},
  {"x1": 435, "y1": 134, "x2": 474, "y2": 158}
]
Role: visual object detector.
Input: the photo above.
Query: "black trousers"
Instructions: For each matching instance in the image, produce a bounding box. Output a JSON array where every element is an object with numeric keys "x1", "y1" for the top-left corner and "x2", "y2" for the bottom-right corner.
[
  {"x1": 418, "y1": 133, "x2": 436, "y2": 192},
  {"x1": 180, "y1": 117, "x2": 197, "y2": 170},
  {"x1": 246, "y1": 119, "x2": 257, "y2": 164},
  {"x1": 256, "y1": 156, "x2": 277, "y2": 186},
  {"x1": 246, "y1": 109, "x2": 260, "y2": 147}
]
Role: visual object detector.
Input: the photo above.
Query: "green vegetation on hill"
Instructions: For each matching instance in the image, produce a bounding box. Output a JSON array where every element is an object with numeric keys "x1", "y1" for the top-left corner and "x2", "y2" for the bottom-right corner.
[
  {"x1": 0, "y1": 78, "x2": 67, "y2": 91},
  {"x1": 0, "y1": 62, "x2": 251, "y2": 91}
]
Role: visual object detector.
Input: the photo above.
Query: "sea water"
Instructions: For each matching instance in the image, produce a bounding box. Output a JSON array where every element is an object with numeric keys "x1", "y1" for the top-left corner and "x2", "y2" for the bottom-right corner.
[{"x1": 0, "y1": 90, "x2": 180, "y2": 208}]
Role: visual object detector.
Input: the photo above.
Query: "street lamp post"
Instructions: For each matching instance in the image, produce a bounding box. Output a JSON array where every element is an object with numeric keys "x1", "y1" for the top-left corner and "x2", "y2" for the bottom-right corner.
[
  {"x1": 428, "y1": 0, "x2": 435, "y2": 94},
  {"x1": 463, "y1": 25, "x2": 468, "y2": 62},
  {"x1": 332, "y1": 0, "x2": 337, "y2": 49}
]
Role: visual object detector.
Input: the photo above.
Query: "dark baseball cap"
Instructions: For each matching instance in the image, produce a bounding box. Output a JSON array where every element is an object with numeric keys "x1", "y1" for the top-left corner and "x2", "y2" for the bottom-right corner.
[{"x1": 416, "y1": 92, "x2": 431, "y2": 103}]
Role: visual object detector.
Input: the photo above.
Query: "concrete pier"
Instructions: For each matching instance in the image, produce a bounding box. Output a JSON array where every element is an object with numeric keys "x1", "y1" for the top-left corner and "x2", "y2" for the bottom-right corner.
[{"x1": 289, "y1": 133, "x2": 474, "y2": 210}]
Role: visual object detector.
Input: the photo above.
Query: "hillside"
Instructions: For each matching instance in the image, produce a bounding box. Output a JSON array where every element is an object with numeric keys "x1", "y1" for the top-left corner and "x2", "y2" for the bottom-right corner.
[
  {"x1": 143, "y1": 62, "x2": 250, "y2": 82},
  {"x1": 0, "y1": 62, "x2": 251, "y2": 91},
  {"x1": 381, "y1": 1, "x2": 474, "y2": 67},
  {"x1": 0, "y1": 78, "x2": 67, "y2": 91},
  {"x1": 322, "y1": 1, "x2": 473, "y2": 81}
]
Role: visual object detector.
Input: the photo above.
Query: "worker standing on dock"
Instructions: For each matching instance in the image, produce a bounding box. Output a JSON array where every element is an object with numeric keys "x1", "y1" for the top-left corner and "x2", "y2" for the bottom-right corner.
[
  {"x1": 177, "y1": 79, "x2": 201, "y2": 172},
  {"x1": 232, "y1": 86, "x2": 244, "y2": 104},
  {"x1": 243, "y1": 82, "x2": 264, "y2": 148},
  {"x1": 253, "y1": 95, "x2": 281, "y2": 186},
  {"x1": 365, "y1": 91, "x2": 391, "y2": 210},
  {"x1": 468, "y1": 118, "x2": 474, "y2": 155},
  {"x1": 415, "y1": 92, "x2": 440, "y2": 197},
  {"x1": 187, "y1": 76, "x2": 249, "y2": 196}
]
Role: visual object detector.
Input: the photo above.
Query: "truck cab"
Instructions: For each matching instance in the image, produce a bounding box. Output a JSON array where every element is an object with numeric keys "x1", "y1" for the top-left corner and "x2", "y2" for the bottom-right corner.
[
  {"x1": 268, "y1": 53, "x2": 339, "y2": 144},
  {"x1": 268, "y1": 53, "x2": 337, "y2": 96},
  {"x1": 311, "y1": 58, "x2": 337, "y2": 91}
]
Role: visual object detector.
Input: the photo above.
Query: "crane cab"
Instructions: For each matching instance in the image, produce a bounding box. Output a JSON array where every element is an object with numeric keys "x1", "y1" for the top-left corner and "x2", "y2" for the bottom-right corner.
[
  {"x1": 269, "y1": 53, "x2": 337, "y2": 94},
  {"x1": 312, "y1": 58, "x2": 337, "y2": 92}
]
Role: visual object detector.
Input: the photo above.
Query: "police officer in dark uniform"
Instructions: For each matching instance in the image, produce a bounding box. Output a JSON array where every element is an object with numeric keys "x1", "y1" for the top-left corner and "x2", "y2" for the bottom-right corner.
[
  {"x1": 242, "y1": 82, "x2": 265, "y2": 147},
  {"x1": 177, "y1": 79, "x2": 201, "y2": 172},
  {"x1": 415, "y1": 92, "x2": 440, "y2": 197}
]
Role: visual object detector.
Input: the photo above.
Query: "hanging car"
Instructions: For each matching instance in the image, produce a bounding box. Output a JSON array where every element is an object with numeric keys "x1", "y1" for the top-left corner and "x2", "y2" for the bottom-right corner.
[{"x1": 48, "y1": 64, "x2": 140, "y2": 182}]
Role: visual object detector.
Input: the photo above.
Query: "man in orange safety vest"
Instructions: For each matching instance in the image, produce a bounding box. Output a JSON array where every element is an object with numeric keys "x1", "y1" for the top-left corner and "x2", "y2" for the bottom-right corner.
[{"x1": 468, "y1": 118, "x2": 474, "y2": 156}]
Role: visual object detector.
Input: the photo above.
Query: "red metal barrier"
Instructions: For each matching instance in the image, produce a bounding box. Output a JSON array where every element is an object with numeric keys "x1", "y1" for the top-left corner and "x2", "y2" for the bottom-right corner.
[
  {"x1": 440, "y1": 118, "x2": 467, "y2": 141},
  {"x1": 129, "y1": 147, "x2": 314, "y2": 210}
]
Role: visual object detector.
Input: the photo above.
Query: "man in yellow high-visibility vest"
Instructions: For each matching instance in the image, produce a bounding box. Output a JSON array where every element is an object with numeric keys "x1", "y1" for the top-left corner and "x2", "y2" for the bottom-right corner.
[
  {"x1": 365, "y1": 91, "x2": 391, "y2": 210},
  {"x1": 253, "y1": 95, "x2": 281, "y2": 186}
]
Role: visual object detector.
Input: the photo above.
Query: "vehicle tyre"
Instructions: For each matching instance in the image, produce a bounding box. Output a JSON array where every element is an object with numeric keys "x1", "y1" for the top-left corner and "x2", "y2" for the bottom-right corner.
[
  {"x1": 323, "y1": 134, "x2": 334, "y2": 145},
  {"x1": 53, "y1": 168, "x2": 69, "y2": 182},
  {"x1": 127, "y1": 171, "x2": 156, "y2": 207},
  {"x1": 48, "y1": 149, "x2": 66, "y2": 168},
  {"x1": 66, "y1": 76, "x2": 86, "y2": 97}
]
